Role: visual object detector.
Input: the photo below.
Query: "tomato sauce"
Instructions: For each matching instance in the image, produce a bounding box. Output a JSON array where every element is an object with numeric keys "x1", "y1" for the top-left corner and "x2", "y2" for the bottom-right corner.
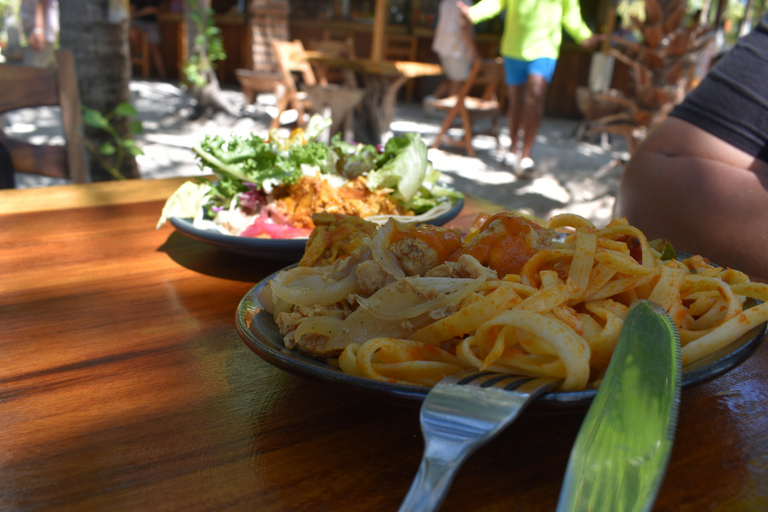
[{"x1": 450, "y1": 213, "x2": 550, "y2": 277}]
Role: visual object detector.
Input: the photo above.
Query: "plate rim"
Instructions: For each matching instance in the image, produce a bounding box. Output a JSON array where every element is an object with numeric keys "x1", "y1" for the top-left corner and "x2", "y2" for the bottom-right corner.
[{"x1": 169, "y1": 195, "x2": 465, "y2": 259}]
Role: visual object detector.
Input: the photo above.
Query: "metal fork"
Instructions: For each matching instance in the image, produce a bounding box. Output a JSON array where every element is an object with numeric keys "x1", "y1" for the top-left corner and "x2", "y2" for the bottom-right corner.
[{"x1": 398, "y1": 370, "x2": 562, "y2": 512}]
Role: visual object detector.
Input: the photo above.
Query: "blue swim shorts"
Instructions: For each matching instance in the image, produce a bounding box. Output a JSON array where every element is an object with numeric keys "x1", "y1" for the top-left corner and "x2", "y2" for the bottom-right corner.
[{"x1": 503, "y1": 57, "x2": 558, "y2": 85}]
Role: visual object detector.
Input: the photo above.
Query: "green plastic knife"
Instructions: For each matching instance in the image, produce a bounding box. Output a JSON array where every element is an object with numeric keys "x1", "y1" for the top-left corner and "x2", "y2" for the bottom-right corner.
[{"x1": 556, "y1": 299, "x2": 681, "y2": 512}]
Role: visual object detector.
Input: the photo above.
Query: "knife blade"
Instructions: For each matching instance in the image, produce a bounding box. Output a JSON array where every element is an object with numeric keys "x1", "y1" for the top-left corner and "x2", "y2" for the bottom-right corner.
[{"x1": 556, "y1": 299, "x2": 681, "y2": 512}]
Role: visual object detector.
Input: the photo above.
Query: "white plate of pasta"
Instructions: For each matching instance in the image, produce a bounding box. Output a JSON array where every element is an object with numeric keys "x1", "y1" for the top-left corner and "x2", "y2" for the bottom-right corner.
[
  {"x1": 236, "y1": 263, "x2": 767, "y2": 411},
  {"x1": 235, "y1": 212, "x2": 768, "y2": 410}
]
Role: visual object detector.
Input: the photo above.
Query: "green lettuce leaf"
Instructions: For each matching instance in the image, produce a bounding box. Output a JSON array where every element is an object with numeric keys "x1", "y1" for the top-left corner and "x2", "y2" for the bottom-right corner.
[
  {"x1": 193, "y1": 133, "x2": 300, "y2": 188},
  {"x1": 365, "y1": 133, "x2": 428, "y2": 203}
]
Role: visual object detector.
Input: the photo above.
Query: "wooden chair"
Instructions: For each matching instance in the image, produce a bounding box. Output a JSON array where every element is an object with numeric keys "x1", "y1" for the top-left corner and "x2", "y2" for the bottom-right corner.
[
  {"x1": 269, "y1": 39, "x2": 317, "y2": 129},
  {"x1": 307, "y1": 37, "x2": 357, "y2": 88},
  {"x1": 384, "y1": 33, "x2": 419, "y2": 101},
  {"x1": 427, "y1": 57, "x2": 504, "y2": 157},
  {"x1": 0, "y1": 49, "x2": 88, "y2": 188},
  {"x1": 235, "y1": 70, "x2": 282, "y2": 105},
  {"x1": 130, "y1": 28, "x2": 150, "y2": 78},
  {"x1": 305, "y1": 37, "x2": 362, "y2": 141}
]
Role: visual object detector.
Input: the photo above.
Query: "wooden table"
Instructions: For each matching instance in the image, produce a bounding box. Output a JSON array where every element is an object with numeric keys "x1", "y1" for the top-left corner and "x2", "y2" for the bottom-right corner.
[
  {"x1": 2, "y1": 178, "x2": 767, "y2": 511},
  {"x1": 305, "y1": 52, "x2": 443, "y2": 144}
]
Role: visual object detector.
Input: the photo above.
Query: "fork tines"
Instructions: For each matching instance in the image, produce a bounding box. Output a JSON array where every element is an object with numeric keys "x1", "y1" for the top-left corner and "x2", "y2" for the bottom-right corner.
[{"x1": 451, "y1": 371, "x2": 536, "y2": 390}]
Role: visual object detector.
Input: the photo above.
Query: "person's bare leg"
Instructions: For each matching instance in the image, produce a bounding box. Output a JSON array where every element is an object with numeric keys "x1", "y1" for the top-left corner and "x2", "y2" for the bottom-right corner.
[
  {"x1": 520, "y1": 75, "x2": 548, "y2": 161},
  {"x1": 506, "y1": 84, "x2": 525, "y2": 157},
  {"x1": 616, "y1": 117, "x2": 768, "y2": 279}
]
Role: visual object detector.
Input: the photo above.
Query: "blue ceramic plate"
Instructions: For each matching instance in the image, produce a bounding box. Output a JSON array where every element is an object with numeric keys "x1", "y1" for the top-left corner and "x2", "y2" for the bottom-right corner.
[
  {"x1": 170, "y1": 196, "x2": 464, "y2": 261},
  {"x1": 236, "y1": 261, "x2": 767, "y2": 411}
]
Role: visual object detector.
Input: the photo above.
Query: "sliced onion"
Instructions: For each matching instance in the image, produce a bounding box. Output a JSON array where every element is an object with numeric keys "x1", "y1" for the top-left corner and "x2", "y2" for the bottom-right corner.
[
  {"x1": 258, "y1": 282, "x2": 274, "y2": 314},
  {"x1": 294, "y1": 316, "x2": 344, "y2": 342},
  {"x1": 356, "y1": 271, "x2": 490, "y2": 320},
  {"x1": 325, "y1": 306, "x2": 414, "y2": 351},
  {"x1": 364, "y1": 201, "x2": 453, "y2": 226},
  {"x1": 271, "y1": 265, "x2": 358, "y2": 306},
  {"x1": 367, "y1": 218, "x2": 405, "y2": 280}
]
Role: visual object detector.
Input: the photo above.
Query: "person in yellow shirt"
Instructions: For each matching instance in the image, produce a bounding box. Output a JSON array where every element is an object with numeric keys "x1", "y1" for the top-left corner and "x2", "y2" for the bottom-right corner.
[{"x1": 458, "y1": 0, "x2": 599, "y2": 178}]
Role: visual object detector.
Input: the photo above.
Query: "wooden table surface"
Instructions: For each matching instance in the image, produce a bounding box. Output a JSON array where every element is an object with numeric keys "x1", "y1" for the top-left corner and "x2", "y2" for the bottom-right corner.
[
  {"x1": 304, "y1": 52, "x2": 444, "y2": 79},
  {"x1": 2, "y1": 178, "x2": 767, "y2": 511}
]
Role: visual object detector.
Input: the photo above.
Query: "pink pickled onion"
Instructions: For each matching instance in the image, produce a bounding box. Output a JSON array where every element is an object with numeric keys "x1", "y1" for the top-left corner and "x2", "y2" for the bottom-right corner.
[{"x1": 240, "y1": 209, "x2": 311, "y2": 239}]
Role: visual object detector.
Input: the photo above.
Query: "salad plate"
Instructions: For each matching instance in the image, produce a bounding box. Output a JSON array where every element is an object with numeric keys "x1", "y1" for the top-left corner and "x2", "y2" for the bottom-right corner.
[
  {"x1": 169, "y1": 195, "x2": 464, "y2": 261},
  {"x1": 158, "y1": 118, "x2": 468, "y2": 261},
  {"x1": 235, "y1": 265, "x2": 768, "y2": 411}
]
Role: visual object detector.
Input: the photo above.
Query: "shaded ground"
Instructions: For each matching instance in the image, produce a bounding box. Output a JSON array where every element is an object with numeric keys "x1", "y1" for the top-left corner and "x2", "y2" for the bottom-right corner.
[{"x1": 5, "y1": 79, "x2": 629, "y2": 228}]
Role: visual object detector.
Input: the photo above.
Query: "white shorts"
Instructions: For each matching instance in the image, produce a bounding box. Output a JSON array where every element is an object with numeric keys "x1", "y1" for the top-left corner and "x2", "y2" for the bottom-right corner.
[{"x1": 439, "y1": 55, "x2": 473, "y2": 81}]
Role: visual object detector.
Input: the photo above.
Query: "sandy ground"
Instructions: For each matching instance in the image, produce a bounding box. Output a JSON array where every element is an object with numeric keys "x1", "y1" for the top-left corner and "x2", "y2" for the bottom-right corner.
[{"x1": 5, "y1": 79, "x2": 629, "y2": 228}]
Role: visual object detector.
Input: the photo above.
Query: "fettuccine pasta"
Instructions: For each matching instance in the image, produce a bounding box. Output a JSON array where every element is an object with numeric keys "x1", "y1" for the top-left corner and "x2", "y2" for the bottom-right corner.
[{"x1": 257, "y1": 211, "x2": 768, "y2": 391}]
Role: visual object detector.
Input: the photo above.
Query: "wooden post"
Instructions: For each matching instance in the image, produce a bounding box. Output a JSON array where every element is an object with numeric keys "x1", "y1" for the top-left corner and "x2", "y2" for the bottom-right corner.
[
  {"x1": 601, "y1": 5, "x2": 617, "y2": 53},
  {"x1": 370, "y1": 0, "x2": 387, "y2": 61}
]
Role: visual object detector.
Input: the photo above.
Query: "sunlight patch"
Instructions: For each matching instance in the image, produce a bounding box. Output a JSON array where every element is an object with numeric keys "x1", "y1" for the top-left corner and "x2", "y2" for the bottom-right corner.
[
  {"x1": 390, "y1": 119, "x2": 439, "y2": 134},
  {"x1": 5, "y1": 123, "x2": 36, "y2": 134},
  {"x1": 517, "y1": 175, "x2": 570, "y2": 203},
  {"x1": 428, "y1": 149, "x2": 515, "y2": 185},
  {"x1": 29, "y1": 135, "x2": 64, "y2": 145}
]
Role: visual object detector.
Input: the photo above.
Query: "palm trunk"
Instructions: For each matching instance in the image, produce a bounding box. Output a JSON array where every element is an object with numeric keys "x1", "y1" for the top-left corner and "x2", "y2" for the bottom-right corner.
[{"x1": 59, "y1": 0, "x2": 139, "y2": 180}]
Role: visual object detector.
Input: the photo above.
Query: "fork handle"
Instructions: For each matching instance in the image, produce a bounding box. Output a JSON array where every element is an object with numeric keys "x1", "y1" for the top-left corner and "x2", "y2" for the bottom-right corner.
[{"x1": 398, "y1": 446, "x2": 469, "y2": 512}]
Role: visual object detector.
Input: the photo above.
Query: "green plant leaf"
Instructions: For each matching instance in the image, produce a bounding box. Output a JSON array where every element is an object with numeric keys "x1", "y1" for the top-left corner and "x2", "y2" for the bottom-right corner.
[
  {"x1": 131, "y1": 120, "x2": 144, "y2": 134},
  {"x1": 115, "y1": 102, "x2": 138, "y2": 117},
  {"x1": 82, "y1": 108, "x2": 109, "y2": 129},
  {"x1": 99, "y1": 142, "x2": 116, "y2": 156},
  {"x1": 121, "y1": 139, "x2": 144, "y2": 156}
]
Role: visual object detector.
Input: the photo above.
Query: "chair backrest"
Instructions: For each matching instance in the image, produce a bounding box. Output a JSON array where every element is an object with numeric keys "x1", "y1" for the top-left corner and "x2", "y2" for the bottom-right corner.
[
  {"x1": 270, "y1": 39, "x2": 317, "y2": 93},
  {"x1": 457, "y1": 57, "x2": 504, "y2": 106},
  {"x1": 307, "y1": 37, "x2": 357, "y2": 87},
  {"x1": 0, "y1": 49, "x2": 88, "y2": 185},
  {"x1": 384, "y1": 34, "x2": 418, "y2": 62},
  {"x1": 308, "y1": 38, "x2": 356, "y2": 60}
]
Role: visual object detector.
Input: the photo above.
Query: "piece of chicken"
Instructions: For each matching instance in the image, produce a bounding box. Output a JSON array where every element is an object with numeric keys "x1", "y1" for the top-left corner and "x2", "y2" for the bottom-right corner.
[
  {"x1": 389, "y1": 223, "x2": 462, "y2": 276},
  {"x1": 300, "y1": 212, "x2": 378, "y2": 267}
]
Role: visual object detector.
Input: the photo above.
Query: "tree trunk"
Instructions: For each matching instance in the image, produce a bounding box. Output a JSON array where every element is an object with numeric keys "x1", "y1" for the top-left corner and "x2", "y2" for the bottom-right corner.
[{"x1": 59, "y1": 0, "x2": 139, "y2": 181}]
